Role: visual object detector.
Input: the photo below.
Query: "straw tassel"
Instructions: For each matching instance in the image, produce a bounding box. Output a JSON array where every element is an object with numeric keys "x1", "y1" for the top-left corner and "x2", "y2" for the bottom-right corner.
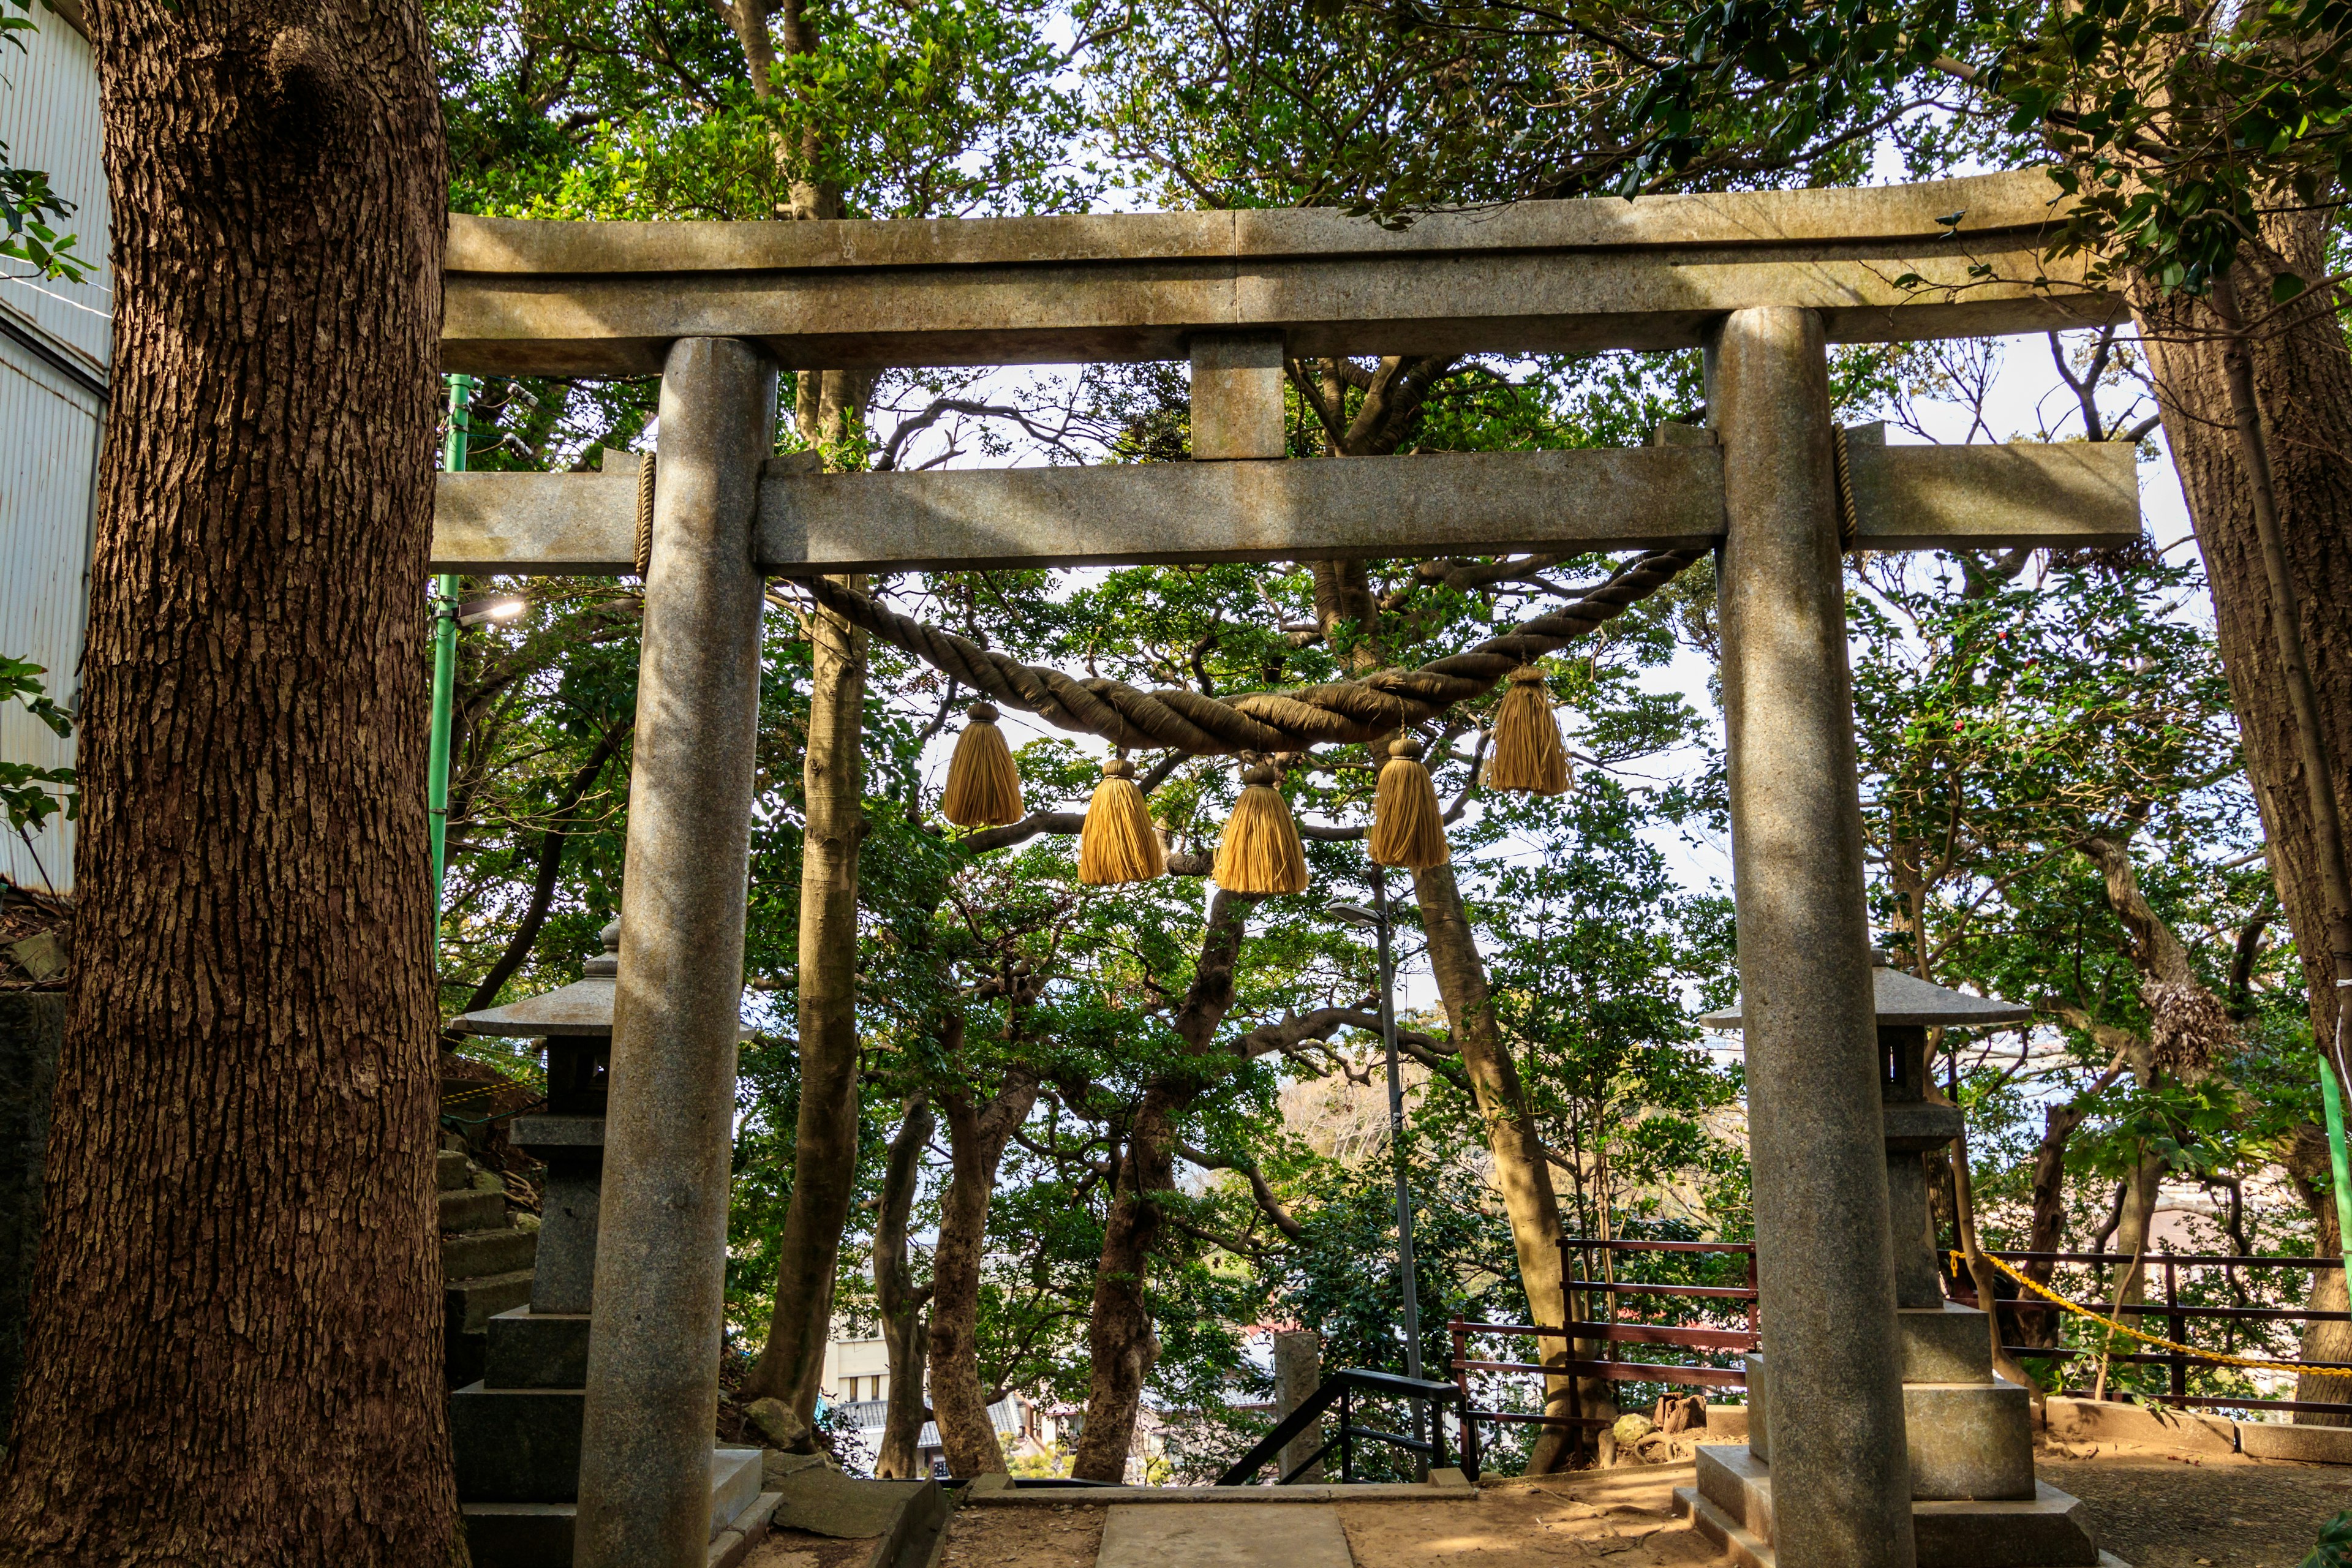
[
  {"x1": 1484, "y1": 666, "x2": 1572, "y2": 796},
  {"x1": 1368, "y1": 736, "x2": 1450, "y2": 870},
  {"x1": 941, "y1": 701, "x2": 1023, "y2": 827},
  {"x1": 1213, "y1": 763, "x2": 1309, "y2": 896},
  {"x1": 1079, "y1": 758, "x2": 1166, "y2": 886}
]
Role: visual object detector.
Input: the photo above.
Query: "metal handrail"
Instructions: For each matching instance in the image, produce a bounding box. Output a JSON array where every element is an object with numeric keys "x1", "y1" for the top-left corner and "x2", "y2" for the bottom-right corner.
[{"x1": 1216, "y1": 1367, "x2": 1461, "y2": 1487}]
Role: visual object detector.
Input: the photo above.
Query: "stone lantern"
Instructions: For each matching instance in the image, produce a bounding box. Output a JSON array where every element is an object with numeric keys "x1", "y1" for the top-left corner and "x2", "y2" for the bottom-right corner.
[
  {"x1": 448, "y1": 921, "x2": 765, "y2": 1567},
  {"x1": 1683, "y1": 949, "x2": 2106, "y2": 1567}
]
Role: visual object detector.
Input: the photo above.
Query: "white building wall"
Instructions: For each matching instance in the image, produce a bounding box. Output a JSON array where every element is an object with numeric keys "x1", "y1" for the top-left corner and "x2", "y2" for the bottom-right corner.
[{"x1": 1, "y1": 4, "x2": 111, "y2": 892}]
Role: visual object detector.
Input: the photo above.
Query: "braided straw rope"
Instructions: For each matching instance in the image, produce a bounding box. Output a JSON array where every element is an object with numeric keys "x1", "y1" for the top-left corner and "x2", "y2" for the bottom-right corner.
[
  {"x1": 794, "y1": 547, "x2": 1706, "y2": 758},
  {"x1": 1961, "y1": 1250, "x2": 2313, "y2": 1377}
]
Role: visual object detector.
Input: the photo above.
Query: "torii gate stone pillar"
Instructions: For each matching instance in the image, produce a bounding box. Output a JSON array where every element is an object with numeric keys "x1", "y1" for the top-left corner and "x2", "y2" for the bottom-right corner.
[
  {"x1": 1713, "y1": 306, "x2": 1913, "y2": 1568},
  {"x1": 426, "y1": 168, "x2": 2139, "y2": 1568},
  {"x1": 574, "y1": 337, "x2": 775, "y2": 1568}
]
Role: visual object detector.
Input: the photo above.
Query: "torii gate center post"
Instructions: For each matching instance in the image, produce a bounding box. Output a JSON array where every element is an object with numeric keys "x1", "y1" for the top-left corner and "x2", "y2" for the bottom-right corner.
[{"x1": 433, "y1": 168, "x2": 2138, "y2": 1568}]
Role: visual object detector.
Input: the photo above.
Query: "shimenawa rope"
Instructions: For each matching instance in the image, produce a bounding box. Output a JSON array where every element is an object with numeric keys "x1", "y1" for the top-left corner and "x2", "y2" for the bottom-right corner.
[{"x1": 793, "y1": 548, "x2": 1706, "y2": 759}]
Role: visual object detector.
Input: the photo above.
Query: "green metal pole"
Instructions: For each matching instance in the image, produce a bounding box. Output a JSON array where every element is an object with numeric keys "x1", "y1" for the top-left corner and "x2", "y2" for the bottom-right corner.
[
  {"x1": 2324, "y1": 992, "x2": 2352, "y2": 1284},
  {"x1": 428, "y1": 374, "x2": 472, "y2": 971}
]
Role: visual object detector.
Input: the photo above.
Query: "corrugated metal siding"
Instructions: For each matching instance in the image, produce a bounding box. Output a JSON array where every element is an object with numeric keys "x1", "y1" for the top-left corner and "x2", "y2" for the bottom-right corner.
[
  {"x1": 0, "y1": 12, "x2": 107, "y2": 892},
  {"x1": 0, "y1": 346, "x2": 99, "y2": 891},
  {"x1": 0, "y1": 13, "x2": 111, "y2": 371}
]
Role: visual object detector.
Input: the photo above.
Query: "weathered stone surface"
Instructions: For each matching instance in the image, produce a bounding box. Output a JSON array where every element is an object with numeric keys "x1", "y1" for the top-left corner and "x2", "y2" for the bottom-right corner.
[
  {"x1": 453, "y1": 1384, "x2": 590, "y2": 1503},
  {"x1": 1912, "y1": 1486, "x2": 2102, "y2": 1566},
  {"x1": 1899, "y1": 1303, "x2": 1995, "y2": 1385},
  {"x1": 487, "y1": 1307, "x2": 592, "y2": 1390},
  {"x1": 2041, "y1": 1396, "x2": 2233, "y2": 1455},
  {"x1": 1189, "y1": 333, "x2": 1287, "y2": 460},
  {"x1": 0, "y1": 992, "x2": 64, "y2": 1436},
  {"x1": 1904, "y1": 1381, "x2": 2035, "y2": 1500},
  {"x1": 448, "y1": 1268, "x2": 538, "y2": 1335},
  {"x1": 767, "y1": 1469, "x2": 929, "y2": 1539},
  {"x1": 2229, "y1": 1419, "x2": 2352, "y2": 1464},
  {"x1": 440, "y1": 1148, "x2": 475, "y2": 1191},
  {"x1": 574, "y1": 337, "x2": 775, "y2": 1568},
  {"x1": 431, "y1": 440, "x2": 2139, "y2": 578},
  {"x1": 443, "y1": 170, "x2": 2117, "y2": 375},
  {"x1": 447, "y1": 1226, "x2": 540, "y2": 1281},
  {"x1": 441, "y1": 1187, "x2": 510, "y2": 1232},
  {"x1": 1713, "y1": 306, "x2": 1914, "y2": 1568},
  {"x1": 1096, "y1": 1502, "x2": 1352, "y2": 1568}
]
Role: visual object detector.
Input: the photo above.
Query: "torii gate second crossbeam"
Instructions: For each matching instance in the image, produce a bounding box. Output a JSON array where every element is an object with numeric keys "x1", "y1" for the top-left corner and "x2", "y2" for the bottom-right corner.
[{"x1": 435, "y1": 169, "x2": 2135, "y2": 1568}]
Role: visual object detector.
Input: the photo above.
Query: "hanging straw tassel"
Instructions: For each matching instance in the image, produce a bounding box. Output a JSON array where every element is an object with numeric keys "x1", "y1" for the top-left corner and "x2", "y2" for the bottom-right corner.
[
  {"x1": 1484, "y1": 666, "x2": 1572, "y2": 796},
  {"x1": 1213, "y1": 763, "x2": 1308, "y2": 896},
  {"x1": 1368, "y1": 736, "x2": 1450, "y2": 870},
  {"x1": 1079, "y1": 758, "x2": 1166, "y2": 886},
  {"x1": 941, "y1": 701, "x2": 1023, "y2": 827}
]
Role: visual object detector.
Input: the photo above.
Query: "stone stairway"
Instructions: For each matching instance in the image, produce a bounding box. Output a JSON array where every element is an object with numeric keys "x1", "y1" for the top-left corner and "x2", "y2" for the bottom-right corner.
[{"x1": 441, "y1": 1139, "x2": 538, "y2": 1387}]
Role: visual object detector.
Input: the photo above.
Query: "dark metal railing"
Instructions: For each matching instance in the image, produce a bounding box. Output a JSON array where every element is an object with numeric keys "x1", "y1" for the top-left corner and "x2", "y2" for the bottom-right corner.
[
  {"x1": 1216, "y1": 1367, "x2": 1462, "y2": 1486},
  {"x1": 1966, "y1": 1249, "x2": 2352, "y2": 1419}
]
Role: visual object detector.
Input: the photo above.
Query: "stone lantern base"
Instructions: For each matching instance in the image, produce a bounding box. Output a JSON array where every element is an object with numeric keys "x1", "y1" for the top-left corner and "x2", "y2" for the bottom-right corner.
[{"x1": 1672, "y1": 1303, "x2": 2121, "y2": 1567}]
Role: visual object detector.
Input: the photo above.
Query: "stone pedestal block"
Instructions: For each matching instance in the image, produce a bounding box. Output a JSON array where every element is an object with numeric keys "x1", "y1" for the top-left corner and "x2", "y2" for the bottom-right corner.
[
  {"x1": 1904, "y1": 1381, "x2": 2035, "y2": 1501},
  {"x1": 512, "y1": 1114, "x2": 603, "y2": 1316},
  {"x1": 1676, "y1": 1445, "x2": 2111, "y2": 1568},
  {"x1": 453, "y1": 1384, "x2": 590, "y2": 1502},
  {"x1": 490, "y1": 1307, "x2": 592, "y2": 1390}
]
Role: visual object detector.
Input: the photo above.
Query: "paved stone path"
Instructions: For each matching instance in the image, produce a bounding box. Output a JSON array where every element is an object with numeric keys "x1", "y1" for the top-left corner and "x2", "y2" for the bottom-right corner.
[{"x1": 1095, "y1": 1502, "x2": 1353, "y2": 1568}]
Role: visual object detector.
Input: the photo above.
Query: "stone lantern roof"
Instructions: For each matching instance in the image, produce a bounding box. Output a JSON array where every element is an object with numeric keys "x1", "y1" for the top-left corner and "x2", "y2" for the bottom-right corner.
[
  {"x1": 1698, "y1": 948, "x2": 2033, "y2": 1030},
  {"x1": 453, "y1": 919, "x2": 753, "y2": 1041}
]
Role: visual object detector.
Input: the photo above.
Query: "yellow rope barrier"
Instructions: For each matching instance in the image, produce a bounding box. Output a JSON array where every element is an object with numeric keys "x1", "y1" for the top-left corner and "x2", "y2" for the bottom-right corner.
[
  {"x1": 439, "y1": 1081, "x2": 511, "y2": 1108},
  {"x1": 1955, "y1": 1250, "x2": 2308, "y2": 1377}
]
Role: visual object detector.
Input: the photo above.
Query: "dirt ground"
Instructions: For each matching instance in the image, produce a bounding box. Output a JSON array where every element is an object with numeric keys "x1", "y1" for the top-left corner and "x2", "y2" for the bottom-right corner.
[
  {"x1": 742, "y1": 1526, "x2": 896, "y2": 1568},
  {"x1": 1344, "y1": 1468, "x2": 1722, "y2": 1566},
  {"x1": 2039, "y1": 1444, "x2": 2352, "y2": 1568},
  {"x1": 934, "y1": 1501, "x2": 1111, "y2": 1568},
  {"x1": 916, "y1": 1443, "x2": 2352, "y2": 1568}
]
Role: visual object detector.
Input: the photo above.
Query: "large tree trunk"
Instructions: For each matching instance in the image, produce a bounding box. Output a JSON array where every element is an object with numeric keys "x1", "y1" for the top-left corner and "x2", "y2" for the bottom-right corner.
[
  {"x1": 2282, "y1": 1123, "x2": 2352, "y2": 1420},
  {"x1": 929, "y1": 1059, "x2": 1042, "y2": 1476},
  {"x1": 744, "y1": 581, "x2": 869, "y2": 1428},
  {"x1": 1414, "y1": 862, "x2": 1586, "y2": 1472},
  {"x1": 2132, "y1": 213, "x2": 2352, "y2": 1401},
  {"x1": 873, "y1": 1095, "x2": 934, "y2": 1478},
  {"x1": 0, "y1": 1, "x2": 454, "y2": 1559},
  {"x1": 1070, "y1": 1090, "x2": 1183, "y2": 1482},
  {"x1": 1070, "y1": 892, "x2": 1246, "y2": 1481}
]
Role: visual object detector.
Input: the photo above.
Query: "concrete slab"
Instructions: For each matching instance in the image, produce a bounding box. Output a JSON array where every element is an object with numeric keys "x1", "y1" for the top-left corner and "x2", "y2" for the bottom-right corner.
[
  {"x1": 2043, "y1": 1397, "x2": 2237, "y2": 1457},
  {"x1": 2236, "y1": 1421, "x2": 2352, "y2": 1464},
  {"x1": 965, "y1": 1481, "x2": 1476, "y2": 1505},
  {"x1": 1096, "y1": 1502, "x2": 1352, "y2": 1568}
]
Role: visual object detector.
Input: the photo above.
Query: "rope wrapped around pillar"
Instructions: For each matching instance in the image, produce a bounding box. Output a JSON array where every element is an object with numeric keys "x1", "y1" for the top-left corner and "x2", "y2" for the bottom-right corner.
[{"x1": 790, "y1": 546, "x2": 1705, "y2": 758}]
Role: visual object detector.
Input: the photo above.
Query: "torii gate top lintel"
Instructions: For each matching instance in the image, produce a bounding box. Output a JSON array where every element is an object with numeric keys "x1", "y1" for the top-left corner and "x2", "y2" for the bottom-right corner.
[{"x1": 442, "y1": 167, "x2": 2120, "y2": 377}]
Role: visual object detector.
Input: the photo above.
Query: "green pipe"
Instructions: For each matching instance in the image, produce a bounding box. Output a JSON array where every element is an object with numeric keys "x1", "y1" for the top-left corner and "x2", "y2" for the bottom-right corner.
[
  {"x1": 429, "y1": 374, "x2": 473, "y2": 971},
  {"x1": 2325, "y1": 992, "x2": 2352, "y2": 1285}
]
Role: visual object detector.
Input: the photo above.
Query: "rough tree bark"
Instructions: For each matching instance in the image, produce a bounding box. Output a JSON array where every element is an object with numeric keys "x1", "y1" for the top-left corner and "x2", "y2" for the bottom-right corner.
[
  {"x1": 930, "y1": 1043, "x2": 1042, "y2": 1476},
  {"x1": 1070, "y1": 892, "x2": 1247, "y2": 1481},
  {"x1": 0, "y1": 0, "x2": 455, "y2": 1559},
  {"x1": 873, "y1": 1094, "x2": 935, "y2": 1477},
  {"x1": 1414, "y1": 861, "x2": 1585, "y2": 1472},
  {"x1": 744, "y1": 576, "x2": 869, "y2": 1430},
  {"x1": 2283, "y1": 1123, "x2": 2352, "y2": 1421},
  {"x1": 2130, "y1": 212, "x2": 2352, "y2": 1408}
]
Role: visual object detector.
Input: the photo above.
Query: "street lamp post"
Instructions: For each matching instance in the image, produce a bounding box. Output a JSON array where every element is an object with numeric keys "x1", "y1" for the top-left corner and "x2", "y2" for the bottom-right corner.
[{"x1": 1327, "y1": 866, "x2": 1428, "y2": 1477}]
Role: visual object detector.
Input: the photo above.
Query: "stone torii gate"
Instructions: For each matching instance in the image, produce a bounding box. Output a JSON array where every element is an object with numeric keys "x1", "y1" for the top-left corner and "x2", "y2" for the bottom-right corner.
[{"x1": 432, "y1": 168, "x2": 2136, "y2": 1568}]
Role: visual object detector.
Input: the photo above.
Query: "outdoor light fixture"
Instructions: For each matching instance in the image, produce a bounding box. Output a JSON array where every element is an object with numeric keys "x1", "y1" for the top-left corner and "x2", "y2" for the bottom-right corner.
[
  {"x1": 1323, "y1": 900, "x2": 1378, "y2": 929},
  {"x1": 456, "y1": 595, "x2": 528, "y2": 628}
]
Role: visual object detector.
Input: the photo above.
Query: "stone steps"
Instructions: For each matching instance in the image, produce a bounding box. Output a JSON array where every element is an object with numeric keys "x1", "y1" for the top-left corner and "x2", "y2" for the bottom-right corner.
[{"x1": 439, "y1": 1138, "x2": 538, "y2": 1389}]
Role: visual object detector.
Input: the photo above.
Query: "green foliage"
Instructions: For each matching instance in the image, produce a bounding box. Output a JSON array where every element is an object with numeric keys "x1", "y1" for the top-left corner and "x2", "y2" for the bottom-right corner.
[
  {"x1": 0, "y1": 0, "x2": 85, "y2": 282},
  {"x1": 2302, "y1": 1509, "x2": 2352, "y2": 1568},
  {"x1": 0, "y1": 655, "x2": 75, "y2": 836}
]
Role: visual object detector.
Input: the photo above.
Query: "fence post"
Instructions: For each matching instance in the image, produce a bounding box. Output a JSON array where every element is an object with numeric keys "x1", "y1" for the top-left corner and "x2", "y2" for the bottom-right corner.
[
  {"x1": 1340, "y1": 1387, "x2": 1354, "y2": 1482},
  {"x1": 2165, "y1": 1256, "x2": 2186, "y2": 1406}
]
